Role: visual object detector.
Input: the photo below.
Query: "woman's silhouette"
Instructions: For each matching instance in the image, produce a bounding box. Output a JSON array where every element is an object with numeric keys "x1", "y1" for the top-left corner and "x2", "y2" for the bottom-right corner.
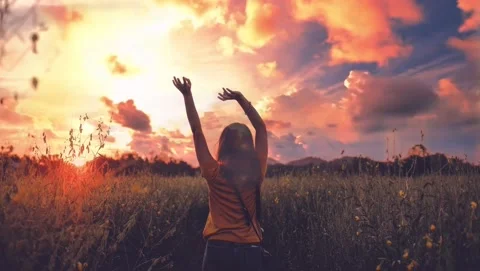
[{"x1": 173, "y1": 76, "x2": 268, "y2": 271}]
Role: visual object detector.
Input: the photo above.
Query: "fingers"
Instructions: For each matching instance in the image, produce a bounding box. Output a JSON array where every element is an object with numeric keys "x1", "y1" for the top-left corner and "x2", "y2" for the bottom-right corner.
[
  {"x1": 217, "y1": 92, "x2": 228, "y2": 101},
  {"x1": 173, "y1": 76, "x2": 180, "y2": 86}
]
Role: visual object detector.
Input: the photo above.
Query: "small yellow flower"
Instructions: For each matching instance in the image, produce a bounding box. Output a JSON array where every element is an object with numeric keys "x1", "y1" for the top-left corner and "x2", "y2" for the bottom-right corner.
[
  {"x1": 274, "y1": 197, "x2": 279, "y2": 204},
  {"x1": 429, "y1": 224, "x2": 436, "y2": 232},
  {"x1": 471, "y1": 201, "x2": 478, "y2": 210},
  {"x1": 327, "y1": 190, "x2": 332, "y2": 195},
  {"x1": 376, "y1": 264, "x2": 381, "y2": 271},
  {"x1": 426, "y1": 240, "x2": 433, "y2": 249},
  {"x1": 386, "y1": 240, "x2": 392, "y2": 246},
  {"x1": 402, "y1": 249, "x2": 409, "y2": 260},
  {"x1": 354, "y1": 216, "x2": 360, "y2": 222},
  {"x1": 356, "y1": 231, "x2": 361, "y2": 236},
  {"x1": 399, "y1": 190, "x2": 406, "y2": 198}
]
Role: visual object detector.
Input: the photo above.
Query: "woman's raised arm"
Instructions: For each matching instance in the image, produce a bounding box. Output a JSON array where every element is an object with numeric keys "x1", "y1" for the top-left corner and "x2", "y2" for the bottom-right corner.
[
  {"x1": 173, "y1": 76, "x2": 217, "y2": 177},
  {"x1": 218, "y1": 88, "x2": 268, "y2": 176}
]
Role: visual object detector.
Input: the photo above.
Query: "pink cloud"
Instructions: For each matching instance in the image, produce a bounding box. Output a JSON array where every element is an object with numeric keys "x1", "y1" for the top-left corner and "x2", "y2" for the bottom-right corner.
[
  {"x1": 0, "y1": 99, "x2": 33, "y2": 126},
  {"x1": 447, "y1": 36, "x2": 480, "y2": 61},
  {"x1": 457, "y1": 0, "x2": 480, "y2": 33}
]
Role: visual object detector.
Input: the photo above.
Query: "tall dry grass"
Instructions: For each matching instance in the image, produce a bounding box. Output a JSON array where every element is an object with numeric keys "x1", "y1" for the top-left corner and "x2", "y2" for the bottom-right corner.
[{"x1": 1, "y1": 168, "x2": 479, "y2": 271}]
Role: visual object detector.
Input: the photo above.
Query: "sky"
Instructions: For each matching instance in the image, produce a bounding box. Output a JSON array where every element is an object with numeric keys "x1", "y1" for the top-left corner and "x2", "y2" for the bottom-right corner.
[{"x1": 0, "y1": 0, "x2": 479, "y2": 166}]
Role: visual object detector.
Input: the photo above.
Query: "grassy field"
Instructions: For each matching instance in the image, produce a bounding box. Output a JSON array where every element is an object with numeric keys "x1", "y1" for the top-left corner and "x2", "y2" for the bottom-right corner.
[{"x1": 1, "y1": 167, "x2": 479, "y2": 271}]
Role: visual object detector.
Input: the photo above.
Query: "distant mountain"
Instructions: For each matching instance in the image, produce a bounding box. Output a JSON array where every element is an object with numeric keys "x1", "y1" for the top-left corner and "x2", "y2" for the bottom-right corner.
[
  {"x1": 287, "y1": 156, "x2": 327, "y2": 166},
  {"x1": 267, "y1": 157, "x2": 282, "y2": 165}
]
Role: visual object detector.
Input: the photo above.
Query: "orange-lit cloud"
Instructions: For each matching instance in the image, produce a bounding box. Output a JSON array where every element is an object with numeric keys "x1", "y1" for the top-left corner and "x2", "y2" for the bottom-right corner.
[
  {"x1": 291, "y1": 0, "x2": 423, "y2": 66},
  {"x1": 437, "y1": 78, "x2": 471, "y2": 113},
  {"x1": 237, "y1": 0, "x2": 282, "y2": 48},
  {"x1": 457, "y1": 0, "x2": 480, "y2": 33},
  {"x1": 435, "y1": 78, "x2": 480, "y2": 128}
]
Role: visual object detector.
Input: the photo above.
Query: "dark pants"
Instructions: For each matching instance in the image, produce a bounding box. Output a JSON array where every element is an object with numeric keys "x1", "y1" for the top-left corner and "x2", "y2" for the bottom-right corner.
[{"x1": 202, "y1": 240, "x2": 263, "y2": 271}]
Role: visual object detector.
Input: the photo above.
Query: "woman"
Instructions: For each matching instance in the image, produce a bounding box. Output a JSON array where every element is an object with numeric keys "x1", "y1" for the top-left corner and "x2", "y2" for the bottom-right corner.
[{"x1": 172, "y1": 76, "x2": 268, "y2": 271}]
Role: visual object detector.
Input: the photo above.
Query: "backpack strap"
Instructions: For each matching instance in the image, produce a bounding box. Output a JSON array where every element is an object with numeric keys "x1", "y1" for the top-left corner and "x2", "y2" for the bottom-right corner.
[{"x1": 229, "y1": 181, "x2": 263, "y2": 244}]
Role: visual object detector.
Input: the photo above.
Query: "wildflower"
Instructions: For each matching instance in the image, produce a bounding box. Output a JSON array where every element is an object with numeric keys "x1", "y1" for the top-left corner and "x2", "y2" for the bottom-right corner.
[
  {"x1": 356, "y1": 230, "x2": 362, "y2": 236},
  {"x1": 402, "y1": 249, "x2": 409, "y2": 260},
  {"x1": 426, "y1": 240, "x2": 433, "y2": 249},
  {"x1": 274, "y1": 197, "x2": 279, "y2": 204},
  {"x1": 471, "y1": 201, "x2": 478, "y2": 210},
  {"x1": 376, "y1": 264, "x2": 381, "y2": 271},
  {"x1": 429, "y1": 224, "x2": 436, "y2": 232},
  {"x1": 327, "y1": 190, "x2": 332, "y2": 196},
  {"x1": 386, "y1": 240, "x2": 392, "y2": 246},
  {"x1": 354, "y1": 216, "x2": 360, "y2": 222},
  {"x1": 399, "y1": 190, "x2": 406, "y2": 198}
]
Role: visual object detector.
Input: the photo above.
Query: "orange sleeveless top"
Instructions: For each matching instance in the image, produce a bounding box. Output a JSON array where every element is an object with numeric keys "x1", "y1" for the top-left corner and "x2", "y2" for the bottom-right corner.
[{"x1": 201, "y1": 162, "x2": 263, "y2": 243}]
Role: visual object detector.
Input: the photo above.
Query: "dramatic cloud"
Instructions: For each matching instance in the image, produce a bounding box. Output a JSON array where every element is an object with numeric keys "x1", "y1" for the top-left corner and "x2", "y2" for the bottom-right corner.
[
  {"x1": 291, "y1": 0, "x2": 423, "y2": 66},
  {"x1": 265, "y1": 86, "x2": 356, "y2": 138},
  {"x1": 128, "y1": 129, "x2": 195, "y2": 162},
  {"x1": 267, "y1": 131, "x2": 306, "y2": 161},
  {"x1": 264, "y1": 119, "x2": 291, "y2": 131},
  {"x1": 343, "y1": 71, "x2": 437, "y2": 133},
  {"x1": 447, "y1": 36, "x2": 480, "y2": 61},
  {"x1": 237, "y1": 0, "x2": 282, "y2": 48},
  {"x1": 0, "y1": 100, "x2": 33, "y2": 126},
  {"x1": 457, "y1": 0, "x2": 480, "y2": 33},
  {"x1": 257, "y1": 61, "x2": 280, "y2": 78},
  {"x1": 101, "y1": 97, "x2": 152, "y2": 133},
  {"x1": 434, "y1": 78, "x2": 480, "y2": 128},
  {"x1": 128, "y1": 132, "x2": 172, "y2": 159}
]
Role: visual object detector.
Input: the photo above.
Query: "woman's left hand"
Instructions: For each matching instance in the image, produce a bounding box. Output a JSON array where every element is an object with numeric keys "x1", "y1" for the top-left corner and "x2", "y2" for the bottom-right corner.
[{"x1": 218, "y1": 88, "x2": 243, "y2": 101}]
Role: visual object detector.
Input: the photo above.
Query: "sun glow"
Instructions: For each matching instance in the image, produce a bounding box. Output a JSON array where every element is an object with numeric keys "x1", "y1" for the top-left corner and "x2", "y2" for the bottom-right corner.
[{"x1": 72, "y1": 157, "x2": 86, "y2": 167}]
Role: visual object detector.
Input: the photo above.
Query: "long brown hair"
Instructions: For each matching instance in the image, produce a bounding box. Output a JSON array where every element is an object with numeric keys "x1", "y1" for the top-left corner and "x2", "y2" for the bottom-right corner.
[{"x1": 217, "y1": 122, "x2": 262, "y2": 190}]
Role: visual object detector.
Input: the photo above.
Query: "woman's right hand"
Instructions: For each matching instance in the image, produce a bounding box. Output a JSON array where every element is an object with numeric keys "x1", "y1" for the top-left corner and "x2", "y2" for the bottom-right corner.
[{"x1": 173, "y1": 76, "x2": 192, "y2": 96}]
